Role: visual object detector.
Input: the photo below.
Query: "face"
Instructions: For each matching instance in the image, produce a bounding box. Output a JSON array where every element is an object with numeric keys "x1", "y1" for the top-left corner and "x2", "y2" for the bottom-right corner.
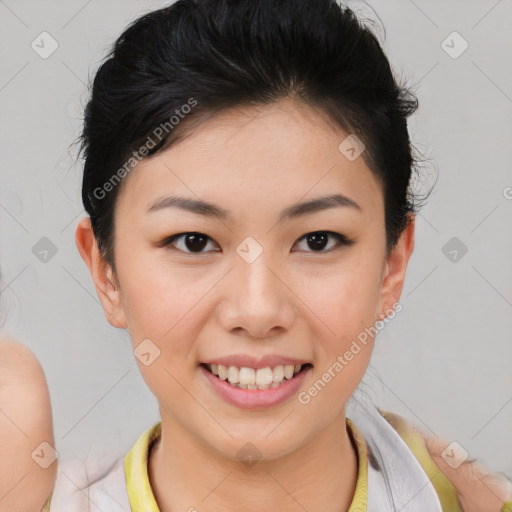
[{"x1": 77, "y1": 97, "x2": 414, "y2": 462}]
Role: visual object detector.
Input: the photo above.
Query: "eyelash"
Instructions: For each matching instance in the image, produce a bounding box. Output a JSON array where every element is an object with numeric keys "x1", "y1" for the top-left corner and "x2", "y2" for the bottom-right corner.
[{"x1": 160, "y1": 231, "x2": 355, "y2": 255}]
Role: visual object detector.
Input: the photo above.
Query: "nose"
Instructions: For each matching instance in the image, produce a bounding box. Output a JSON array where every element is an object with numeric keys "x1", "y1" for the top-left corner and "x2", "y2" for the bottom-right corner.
[{"x1": 217, "y1": 255, "x2": 297, "y2": 339}]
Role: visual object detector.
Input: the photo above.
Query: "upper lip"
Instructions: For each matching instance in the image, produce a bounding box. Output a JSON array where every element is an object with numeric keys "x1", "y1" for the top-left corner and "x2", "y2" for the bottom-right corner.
[{"x1": 201, "y1": 354, "x2": 311, "y2": 369}]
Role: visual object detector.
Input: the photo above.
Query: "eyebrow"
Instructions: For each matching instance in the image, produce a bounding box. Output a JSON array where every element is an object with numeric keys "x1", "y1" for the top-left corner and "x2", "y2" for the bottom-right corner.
[{"x1": 147, "y1": 193, "x2": 362, "y2": 222}]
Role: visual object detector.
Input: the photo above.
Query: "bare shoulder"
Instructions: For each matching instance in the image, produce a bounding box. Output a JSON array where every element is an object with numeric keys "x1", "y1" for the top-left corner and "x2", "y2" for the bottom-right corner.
[{"x1": 0, "y1": 334, "x2": 57, "y2": 512}]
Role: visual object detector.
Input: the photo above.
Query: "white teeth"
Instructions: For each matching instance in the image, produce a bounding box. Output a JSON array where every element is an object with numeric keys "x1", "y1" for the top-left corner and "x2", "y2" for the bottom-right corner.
[
  {"x1": 284, "y1": 365, "x2": 295, "y2": 379},
  {"x1": 227, "y1": 366, "x2": 239, "y2": 384},
  {"x1": 273, "y1": 365, "x2": 284, "y2": 382},
  {"x1": 218, "y1": 365, "x2": 228, "y2": 381},
  {"x1": 239, "y1": 367, "x2": 256, "y2": 386},
  {"x1": 255, "y1": 367, "x2": 273, "y2": 386},
  {"x1": 206, "y1": 362, "x2": 306, "y2": 390}
]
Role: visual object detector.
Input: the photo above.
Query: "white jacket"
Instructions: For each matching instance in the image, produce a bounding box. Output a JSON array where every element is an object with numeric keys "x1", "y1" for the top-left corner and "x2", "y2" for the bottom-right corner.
[{"x1": 42, "y1": 404, "x2": 476, "y2": 511}]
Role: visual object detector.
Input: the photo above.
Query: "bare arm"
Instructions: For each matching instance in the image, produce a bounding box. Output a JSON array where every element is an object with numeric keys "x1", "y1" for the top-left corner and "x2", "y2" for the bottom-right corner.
[{"x1": 0, "y1": 336, "x2": 57, "y2": 512}]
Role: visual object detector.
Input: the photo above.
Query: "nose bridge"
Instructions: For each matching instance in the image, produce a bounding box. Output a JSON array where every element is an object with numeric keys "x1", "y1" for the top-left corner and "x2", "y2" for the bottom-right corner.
[
  {"x1": 219, "y1": 239, "x2": 295, "y2": 336},
  {"x1": 236, "y1": 245, "x2": 280, "y2": 305}
]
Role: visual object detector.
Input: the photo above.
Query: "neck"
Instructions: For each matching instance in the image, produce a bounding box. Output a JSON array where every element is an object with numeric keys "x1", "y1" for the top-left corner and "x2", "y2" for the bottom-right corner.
[{"x1": 148, "y1": 409, "x2": 359, "y2": 512}]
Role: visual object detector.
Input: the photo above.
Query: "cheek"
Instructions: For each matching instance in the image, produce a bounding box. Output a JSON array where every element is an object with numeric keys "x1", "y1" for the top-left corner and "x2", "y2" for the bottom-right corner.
[
  {"x1": 298, "y1": 267, "x2": 378, "y2": 409},
  {"x1": 118, "y1": 251, "x2": 213, "y2": 340},
  {"x1": 299, "y1": 255, "x2": 382, "y2": 338},
  {"x1": 296, "y1": 253, "x2": 382, "y2": 398},
  {"x1": 118, "y1": 257, "x2": 210, "y2": 401}
]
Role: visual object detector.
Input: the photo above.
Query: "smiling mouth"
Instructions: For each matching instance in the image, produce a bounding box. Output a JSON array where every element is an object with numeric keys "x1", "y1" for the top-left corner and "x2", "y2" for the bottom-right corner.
[{"x1": 200, "y1": 362, "x2": 313, "y2": 390}]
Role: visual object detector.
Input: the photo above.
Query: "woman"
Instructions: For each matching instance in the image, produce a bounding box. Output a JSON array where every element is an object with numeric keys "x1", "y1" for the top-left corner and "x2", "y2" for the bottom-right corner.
[{"x1": 1, "y1": 0, "x2": 511, "y2": 510}]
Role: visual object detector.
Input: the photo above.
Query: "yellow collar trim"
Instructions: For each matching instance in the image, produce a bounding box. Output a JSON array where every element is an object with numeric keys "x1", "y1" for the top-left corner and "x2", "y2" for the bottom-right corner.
[
  {"x1": 347, "y1": 417, "x2": 368, "y2": 511},
  {"x1": 124, "y1": 421, "x2": 162, "y2": 511},
  {"x1": 124, "y1": 419, "x2": 368, "y2": 511}
]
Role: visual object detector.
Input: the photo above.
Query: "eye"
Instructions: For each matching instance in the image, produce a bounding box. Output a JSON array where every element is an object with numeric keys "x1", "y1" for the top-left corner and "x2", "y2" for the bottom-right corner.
[
  {"x1": 160, "y1": 230, "x2": 354, "y2": 255},
  {"x1": 161, "y1": 232, "x2": 220, "y2": 254},
  {"x1": 293, "y1": 231, "x2": 355, "y2": 253}
]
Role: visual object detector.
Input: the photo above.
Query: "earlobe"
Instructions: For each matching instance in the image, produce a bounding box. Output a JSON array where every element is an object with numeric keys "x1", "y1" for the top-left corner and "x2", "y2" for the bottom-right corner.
[{"x1": 75, "y1": 217, "x2": 127, "y2": 329}]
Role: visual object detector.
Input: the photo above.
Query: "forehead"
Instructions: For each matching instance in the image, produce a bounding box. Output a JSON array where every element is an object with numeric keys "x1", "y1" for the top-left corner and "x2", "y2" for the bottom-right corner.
[{"x1": 116, "y1": 98, "x2": 383, "y2": 220}]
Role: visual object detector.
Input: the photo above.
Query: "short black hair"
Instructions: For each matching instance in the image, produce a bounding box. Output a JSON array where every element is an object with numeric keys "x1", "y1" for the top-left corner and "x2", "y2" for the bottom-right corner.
[{"x1": 79, "y1": 0, "x2": 430, "y2": 274}]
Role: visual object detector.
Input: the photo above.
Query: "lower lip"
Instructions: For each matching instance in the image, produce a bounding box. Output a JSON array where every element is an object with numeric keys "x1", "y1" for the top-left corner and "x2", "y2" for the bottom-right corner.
[{"x1": 199, "y1": 364, "x2": 312, "y2": 409}]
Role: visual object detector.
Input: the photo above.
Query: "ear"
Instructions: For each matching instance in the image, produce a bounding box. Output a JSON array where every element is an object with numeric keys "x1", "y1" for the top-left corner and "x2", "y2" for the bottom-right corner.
[
  {"x1": 75, "y1": 216, "x2": 127, "y2": 329},
  {"x1": 376, "y1": 213, "x2": 415, "y2": 320}
]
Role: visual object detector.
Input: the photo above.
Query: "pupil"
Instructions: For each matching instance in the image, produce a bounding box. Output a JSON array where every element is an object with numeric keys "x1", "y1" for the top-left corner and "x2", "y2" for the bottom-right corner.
[
  {"x1": 183, "y1": 233, "x2": 329, "y2": 252},
  {"x1": 308, "y1": 232, "x2": 328, "y2": 251},
  {"x1": 185, "y1": 233, "x2": 207, "y2": 252}
]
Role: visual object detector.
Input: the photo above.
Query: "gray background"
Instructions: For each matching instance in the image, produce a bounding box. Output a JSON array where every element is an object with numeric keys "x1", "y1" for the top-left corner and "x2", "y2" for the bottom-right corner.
[{"x1": 0, "y1": 0, "x2": 511, "y2": 476}]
